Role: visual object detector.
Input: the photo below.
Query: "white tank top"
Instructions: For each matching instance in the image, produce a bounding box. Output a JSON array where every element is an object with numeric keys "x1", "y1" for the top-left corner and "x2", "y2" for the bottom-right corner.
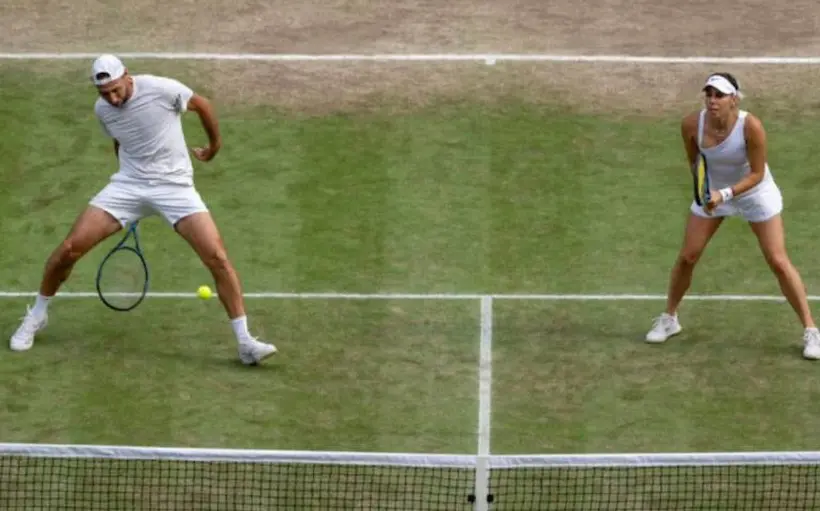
[{"x1": 697, "y1": 109, "x2": 773, "y2": 192}]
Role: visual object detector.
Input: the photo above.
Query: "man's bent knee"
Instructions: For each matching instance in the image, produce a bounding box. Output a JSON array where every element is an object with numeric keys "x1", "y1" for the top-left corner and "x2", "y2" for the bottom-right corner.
[
  {"x1": 175, "y1": 212, "x2": 231, "y2": 265},
  {"x1": 678, "y1": 249, "x2": 703, "y2": 267},
  {"x1": 202, "y1": 248, "x2": 232, "y2": 273},
  {"x1": 56, "y1": 207, "x2": 122, "y2": 262},
  {"x1": 53, "y1": 238, "x2": 85, "y2": 266}
]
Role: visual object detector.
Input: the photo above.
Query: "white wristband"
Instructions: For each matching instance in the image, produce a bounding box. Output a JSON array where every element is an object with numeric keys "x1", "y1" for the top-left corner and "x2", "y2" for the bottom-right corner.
[{"x1": 719, "y1": 187, "x2": 734, "y2": 202}]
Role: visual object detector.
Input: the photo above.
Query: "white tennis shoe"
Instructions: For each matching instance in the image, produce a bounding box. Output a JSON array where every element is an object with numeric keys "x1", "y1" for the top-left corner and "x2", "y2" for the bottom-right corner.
[
  {"x1": 238, "y1": 338, "x2": 277, "y2": 366},
  {"x1": 10, "y1": 307, "x2": 48, "y2": 352},
  {"x1": 645, "y1": 313, "x2": 682, "y2": 343},
  {"x1": 803, "y1": 328, "x2": 820, "y2": 360}
]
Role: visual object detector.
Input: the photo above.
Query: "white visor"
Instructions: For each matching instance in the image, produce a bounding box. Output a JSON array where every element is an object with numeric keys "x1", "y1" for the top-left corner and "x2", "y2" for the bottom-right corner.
[{"x1": 703, "y1": 75, "x2": 742, "y2": 97}]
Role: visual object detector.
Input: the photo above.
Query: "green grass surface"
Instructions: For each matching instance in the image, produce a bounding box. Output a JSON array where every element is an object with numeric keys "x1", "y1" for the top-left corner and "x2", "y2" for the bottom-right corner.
[
  {"x1": 0, "y1": 298, "x2": 478, "y2": 453},
  {"x1": 3, "y1": 63, "x2": 820, "y2": 508},
  {"x1": 491, "y1": 300, "x2": 820, "y2": 455}
]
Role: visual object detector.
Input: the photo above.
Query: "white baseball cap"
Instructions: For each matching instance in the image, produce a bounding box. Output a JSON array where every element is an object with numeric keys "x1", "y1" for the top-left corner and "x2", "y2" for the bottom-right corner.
[{"x1": 91, "y1": 54, "x2": 126, "y2": 86}]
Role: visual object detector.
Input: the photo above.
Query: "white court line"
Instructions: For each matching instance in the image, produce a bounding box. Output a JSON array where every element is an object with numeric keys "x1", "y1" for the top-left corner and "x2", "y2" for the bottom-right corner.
[
  {"x1": 2, "y1": 52, "x2": 820, "y2": 64},
  {"x1": 474, "y1": 296, "x2": 493, "y2": 511},
  {"x1": 0, "y1": 291, "x2": 807, "y2": 301}
]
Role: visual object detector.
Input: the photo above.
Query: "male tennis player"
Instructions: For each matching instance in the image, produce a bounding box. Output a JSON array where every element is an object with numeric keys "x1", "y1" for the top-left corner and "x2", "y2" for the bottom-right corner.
[
  {"x1": 645, "y1": 72, "x2": 820, "y2": 359},
  {"x1": 9, "y1": 54, "x2": 277, "y2": 365}
]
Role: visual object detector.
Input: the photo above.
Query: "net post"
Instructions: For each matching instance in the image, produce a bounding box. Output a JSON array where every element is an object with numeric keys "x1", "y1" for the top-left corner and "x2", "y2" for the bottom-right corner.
[{"x1": 474, "y1": 295, "x2": 493, "y2": 510}]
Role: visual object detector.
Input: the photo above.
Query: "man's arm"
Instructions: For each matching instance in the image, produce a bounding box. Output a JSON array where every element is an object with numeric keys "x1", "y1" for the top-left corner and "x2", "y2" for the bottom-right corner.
[{"x1": 187, "y1": 94, "x2": 222, "y2": 161}]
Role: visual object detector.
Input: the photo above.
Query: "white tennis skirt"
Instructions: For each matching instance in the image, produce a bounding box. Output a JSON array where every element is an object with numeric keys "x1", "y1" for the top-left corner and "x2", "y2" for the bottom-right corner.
[{"x1": 690, "y1": 178, "x2": 783, "y2": 223}]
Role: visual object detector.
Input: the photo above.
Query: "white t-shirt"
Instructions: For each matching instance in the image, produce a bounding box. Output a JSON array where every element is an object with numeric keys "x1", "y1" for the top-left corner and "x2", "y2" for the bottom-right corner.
[{"x1": 95, "y1": 74, "x2": 195, "y2": 186}]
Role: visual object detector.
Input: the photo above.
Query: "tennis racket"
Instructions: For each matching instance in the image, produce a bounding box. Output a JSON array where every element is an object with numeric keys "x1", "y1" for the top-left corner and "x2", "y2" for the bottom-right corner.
[
  {"x1": 95, "y1": 221, "x2": 149, "y2": 312},
  {"x1": 692, "y1": 152, "x2": 711, "y2": 207}
]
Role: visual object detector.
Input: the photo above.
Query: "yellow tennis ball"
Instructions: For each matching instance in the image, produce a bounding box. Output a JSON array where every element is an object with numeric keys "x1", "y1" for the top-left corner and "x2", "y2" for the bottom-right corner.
[{"x1": 197, "y1": 285, "x2": 213, "y2": 300}]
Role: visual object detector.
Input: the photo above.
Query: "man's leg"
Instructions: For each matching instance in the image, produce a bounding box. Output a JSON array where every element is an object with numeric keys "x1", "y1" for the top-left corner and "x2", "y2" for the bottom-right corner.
[
  {"x1": 10, "y1": 206, "x2": 122, "y2": 351},
  {"x1": 173, "y1": 210, "x2": 276, "y2": 365},
  {"x1": 175, "y1": 211, "x2": 245, "y2": 318}
]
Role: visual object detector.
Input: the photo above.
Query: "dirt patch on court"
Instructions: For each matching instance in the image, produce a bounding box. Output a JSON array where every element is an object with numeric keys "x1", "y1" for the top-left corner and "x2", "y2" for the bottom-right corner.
[
  {"x1": 189, "y1": 62, "x2": 820, "y2": 117},
  {"x1": 4, "y1": 0, "x2": 820, "y2": 55},
  {"x1": 3, "y1": 0, "x2": 820, "y2": 114},
  {"x1": 14, "y1": 59, "x2": 820, "y2": 119}
]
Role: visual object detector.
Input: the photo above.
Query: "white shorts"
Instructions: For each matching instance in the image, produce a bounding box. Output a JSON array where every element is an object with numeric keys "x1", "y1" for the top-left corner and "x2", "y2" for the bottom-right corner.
[
  {"x1": 690, "y1": 179, "x2": 783, "y2": 223},
  {"x1": 89, "y1": 180, "x2": 209, "y2": 227}
]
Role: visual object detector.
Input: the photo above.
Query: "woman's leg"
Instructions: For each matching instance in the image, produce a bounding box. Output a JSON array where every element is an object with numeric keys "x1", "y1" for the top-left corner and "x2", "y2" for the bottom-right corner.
[
  {"x1": 646, "y1": 212, "x2": 724, "y2": 343},
  {"x1": 748, "y1": 214, "x2": 819, "y2": 359}
]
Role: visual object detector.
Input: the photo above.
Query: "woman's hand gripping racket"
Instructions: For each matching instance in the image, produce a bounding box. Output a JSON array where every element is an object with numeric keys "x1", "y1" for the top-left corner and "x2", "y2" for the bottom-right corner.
[
  {"x1": 692, "y1": 152, "x2": 713, "y2": 213},
  {"x1": 95, "y1": 221, "x2": 149, "y2": 312}
]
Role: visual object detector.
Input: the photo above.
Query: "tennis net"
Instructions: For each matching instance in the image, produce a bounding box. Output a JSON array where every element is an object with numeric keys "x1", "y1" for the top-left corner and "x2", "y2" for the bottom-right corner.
[
  {"x1": 2, "y1": 443, "x2": 820, "y2": 510},
  {"x1": 488, "y1": 453, "x2": 820, "y2": 510}
]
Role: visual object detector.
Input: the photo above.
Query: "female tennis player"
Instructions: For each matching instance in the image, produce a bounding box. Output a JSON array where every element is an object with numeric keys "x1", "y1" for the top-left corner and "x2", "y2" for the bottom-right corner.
[{"x1": 645, "y1": 72, "x2": 820, "y2": 359}]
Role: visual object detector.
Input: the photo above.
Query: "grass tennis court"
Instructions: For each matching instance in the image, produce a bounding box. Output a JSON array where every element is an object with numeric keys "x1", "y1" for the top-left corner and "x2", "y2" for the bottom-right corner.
[{"x1": 3, "y1": 59, "x2": 820, "y2": 464}]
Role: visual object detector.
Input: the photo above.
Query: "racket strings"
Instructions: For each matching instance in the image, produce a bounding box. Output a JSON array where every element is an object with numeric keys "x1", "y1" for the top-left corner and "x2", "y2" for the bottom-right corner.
[{"x1": 97, "y1": 248, "x2": 147, "y2": 310}]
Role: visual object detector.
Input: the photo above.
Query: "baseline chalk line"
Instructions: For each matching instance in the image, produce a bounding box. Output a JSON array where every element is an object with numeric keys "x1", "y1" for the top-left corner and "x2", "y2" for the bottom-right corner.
[
  {"x1": 2, "y1": 52, "x2": 820, "y2": 64},
  {"x1": 0, "y1": 291, "x2": 807, "y2": 301}
]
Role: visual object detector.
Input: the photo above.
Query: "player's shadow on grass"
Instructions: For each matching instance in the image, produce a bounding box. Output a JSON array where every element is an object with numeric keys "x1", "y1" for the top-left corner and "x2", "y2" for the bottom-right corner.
[
  {"x1": 137, "y1": 344, "x2": 281, "y2": 370},
  {"x1": 642, "y1": 328, "x2": 807, "y2": 360},
  {"x1": 12, "y1": 325, "x2": 279, "y2": 369},
  {"x1": 48, "y1": 334, "x2": 281, "y2": 371}
]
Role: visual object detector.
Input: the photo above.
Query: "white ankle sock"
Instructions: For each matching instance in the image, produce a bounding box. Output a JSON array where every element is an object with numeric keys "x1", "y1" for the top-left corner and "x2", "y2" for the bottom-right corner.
[
  {"x1": 32, "y1": 294, "x2": 51, "y2": 318},
  {"x1": 231, "y1": 316, "x2": 252, "y2": 343}
]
